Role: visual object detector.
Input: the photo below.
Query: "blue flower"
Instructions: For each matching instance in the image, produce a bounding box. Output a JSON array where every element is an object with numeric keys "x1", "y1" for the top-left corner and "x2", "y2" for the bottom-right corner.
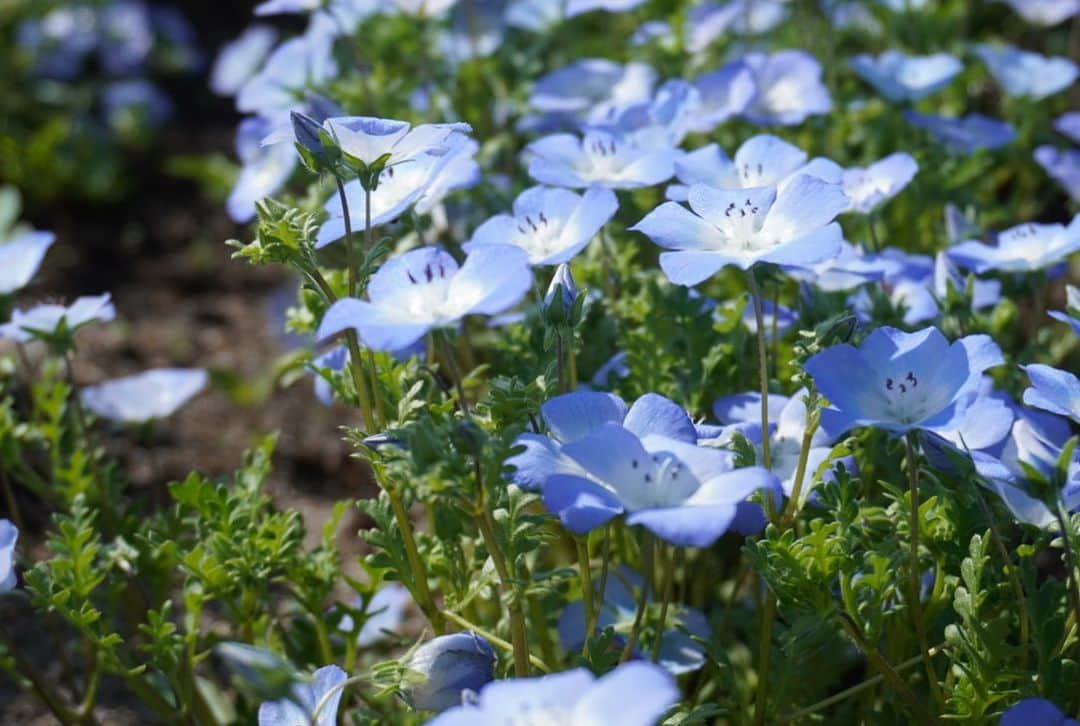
[
  {"x1": 565, "y1": 0, "x2": 647, "y2": 18},
  {"x1": 316, "y1": 117, "x2": 471, "y2": 171},
  {"x1": 337, "y1": 583, "x2": 412, "y2": 647},
  {"x1": 947, "y1": 216, "x2": 1080, "y2": 273},
  {"x1": 317, "y1": 246, "x2": 531, "y2": 351},
  {"x1": 505, "y1": 0, "x2": 565, "y2": 31},
  {"x1": 527, "y1": 60, "x2": 657, "y2": 129},
  {"x1": 836, "y1": 152, "x2": 918, "y2": 214},
  {"x1": 227, "y1": 117, "x2": 299, "y2": 223},
  {"x1": 739, "y1": 50, "x2": 832, "y2": 126},
  {"x1": 804, "y1": 326, "x2": 1004, "y2": 437},
  {"x1": 687, "y1": 62, "x2": 757, "y2": 133},
  {"x1": 849, "y1": 50, "x2": 962, "y2": 102},
  {"x1": 559, "y1": 568, "x2": 709, "y2": 674},
  {"x1": 1055, "y1": 112, "x2": 1080, "y2": 144},
  {"x1": 317, "y1": 134, "x2": 479, "y2": 247},
  {"x1": 904, "y1": 112, "x2": 1016, "y2": 154},
  {"x1": 0, "y1": 519, "x2": 18, "y2": 593},
  {"x1": 527, "y1": 131, "x2": 679, "y2": 189},
  {"x1": 0, "y1": 294, "x2": 115, "y2": 343},
  {"x1": 465, "y1": 186, "x2": 617, "y2": 265},
  {"x1": 97, "y1": 1, "x2": 154, "y2": 76},
  {"x1": 737, "y1": 295, "x2": 796, "y2": 340},
  {"x1": 542, "y1": 422, "x2": 780, "y2": 546},
  {"x1": 684, "y1": 0, "x2": 789, "y2": 54},
  {"x1": 666, "y1": 134, "x2": 811, "y2": 201},
  {"x1": 102, "y1": 80, "x2": 173, "y2": 132},
  {"x1": 790, "y1": 240, "x2": 900, "y2": 292},
  {"x1": 405, "y1": 632, "x2": 497, "y2": 712},
  {"x1": 426, "y1": 662, "x2": 678, "y2": 726},
  {"x1": 597, "y1": 79, "x2": 701, "y2": 151},
  {"x1": 255, "y1": 0, "x2": 322, "y2": 14},
  {"x1": 708, "y1": 389, "x2": 843, "y2": 499},
  {"x1": 236, "y1": 32, "x2": 337, "y2": 118},
  {"x1": 1049, "y1": 285, "x2": 1080, "y2": 335},
  {"x1": 975, "y1": 44, "x2": 1078, "y2": 100},
  {"x1": 0, "y1": 230, "x2": 53, "y2": 295},
  {"x1": 508, "y1": 391, "x2": 700, "y2": 491},
  {"x1": 258, "y1": 665, "x2": 347, "y2": 726},
  {"x1": 1023, "y1": 364, "x2": 1080, "y2": 424},
  {"x1": 1000, "y1": 0, "x2": 1079, "y2": 25},
  {"x1": 1000, "y1": 698, "x2": 1080, "y2": 726},
  {"x1": 1035, "y1": 146, "x2": 1080, "y2": 202},
  {"x1": 80, "y1": 369, "x2": 208, "y2": 424},
  {"x1": 210, "y1": 25, "x2": 278, "y2": 97},
  {"x1": 632, "y1": 175, "x2": 847, "y2": 284}
]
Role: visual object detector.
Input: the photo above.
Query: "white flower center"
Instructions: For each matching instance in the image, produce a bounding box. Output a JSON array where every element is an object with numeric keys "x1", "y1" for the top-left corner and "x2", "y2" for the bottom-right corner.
[
  {"x1": 877, "y1": 369, "x2": 936, "y2": 424},
  {"x1": 614, "y1": 451, "x2": 701, "y2": 510},
  {"x1": 402, "y1": 260, "x2": 454, "y2": 320},
  {"x1": 511, "y1": 213, "x2": 563, "y2": 261}
]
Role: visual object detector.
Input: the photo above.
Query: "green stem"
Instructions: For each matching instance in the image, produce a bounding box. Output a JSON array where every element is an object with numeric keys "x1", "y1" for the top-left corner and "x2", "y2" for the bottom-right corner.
[
  {"x1": 382, "y1": 475, "x2": 444, "y2": 634},
  {"x1": 337, "y1": 178, "x2": 358, "y2": 297},
  {"x1": 651, "y1": 546, "x2": 676, "y2": 662},
  {"x1": 438, "y1": 331, "x2": 470, "y2": 416},
  {"x1": 905, "y1": 433, "x2": 944, "y2": 711},
  {"x1": 555, "y1": 332, "x2": 566, "y2": 393},
  {"x1": 619, "y1": 535, "x2": 653, "y2": 663},
  {"x1": 746, "y1": 270, "x2": 772, "y2": 472},
  {"x1": 1053, "y1": 506, "x2": 1080, "y2": 630},
  {"x1": 754, "y1": 591, "x2": 776, "y2": 726},
  {"x1": 577, "y1": 536, "x2": 597, "y2": 646},
  {"x1": 780, "y1": 412, "x2": 819, "y2": 528},
  {"x1": 475, "y1": 506, "x2": 531, "y2": 676}
]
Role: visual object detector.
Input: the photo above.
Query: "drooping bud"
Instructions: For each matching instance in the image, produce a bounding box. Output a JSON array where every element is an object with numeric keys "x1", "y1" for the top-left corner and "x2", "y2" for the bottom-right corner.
[
  {"x1": 543, "y1": 263, "x2": 579, "y2": 327},
  {"x1": 402, "y1": 632, "x2": 496, "y2": 712}
]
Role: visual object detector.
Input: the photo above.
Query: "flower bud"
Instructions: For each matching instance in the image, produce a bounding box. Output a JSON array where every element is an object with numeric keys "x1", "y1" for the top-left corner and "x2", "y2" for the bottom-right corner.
[
  {"x1": 290, "y1": 111, "x2": 340, "y2": 173},
  {"x1": 543, "y1": 263, "x2": 578, "y2": 326},
  {"x1": 403, "y1": 631, "x2": 496, "y2": 712}
]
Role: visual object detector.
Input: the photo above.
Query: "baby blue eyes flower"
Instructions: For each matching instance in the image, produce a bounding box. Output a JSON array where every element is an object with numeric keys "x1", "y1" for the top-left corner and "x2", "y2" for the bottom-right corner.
[
  {"x1": 1000, "y1": 698, "x2": 1080, "y2": 726},
  {"x1": 565, "y1": 0, "x2": 646, "y2": 18},
  {"x1": 849, "y1": 50, "x2": 963, "y2": 102},
  {"x1": 904, "y1": 112, "x2": 1016, "y2": 154},
  {"x1": 837, "y1": 152, "x2": 918, "y2": 214},
  {"x1": 1000, "y1": 0, "x2": 1079, "y2": 25},
  {"x1": 975, "y1": 44, "x2": 1078, "y2": 101},
  {"x1": 1055, "y1": 112, "x2": 1080, "y2": 144},
  {"x1": 350, "y1": 583, "x2": 411, "y2": 648},
  {"x1": 258, "y1": 665, "x2": 347, "y2": 726},
  {"x1": 427, "y1": 662, "x2": 678, "y2": 726},
  {"x1": 527, "y1": 131, "x2": 678, "y2": 190},
  {"x1": 319, "y1": 117, "x2": 472, "y2": 172},
  {"x1": 0, "y1": 230, "x2": 54, "y2": 295},
  {"x1": 1023, "y1": 364, "x2": 1080, "y2": 424},
  {"x1": 317, "y1": 245, "x2": 532, "y2": 352},
  {"x1": 804, "y1": 326, "x2": 1004, "y2": 437},
  {"x1": 80, "y1": 369, "x2": 208, "y2": 424},
  {"x1": 465, "y1": 186, "x2": 617, "y2": 265},
  {"x1": 739, "y1": 50, "x2": 832, "y2": 126},
  {"x1": 542, "y1": 422, "x2": 780, "y2": 546},
  {"x1": 228, "y1": 116, "x2": 299, "y2": 224},
  {"x1": 210, "y1": 25, "x2": 278, "y2": 97},
  {"x1": 685, "y1": 0, "x2": 788, "y2": 53},
  {"x1": 405, "y1": 632, "x2": 497, "y2": 712},
  {"x1": 1035, "y1": 146, "x2": 1080, "y2": 202},
  {"x1": 632, "y1": 175, "x2": 847, "y2": 285},
  {"x1": 688, "y1": 62, "x2": 757, "y2": 133},
  {"x1": 0, "y1": 293, "x2": 116, "y2": 343},
  {"x1": 0, "y1": 519, "x2": 18, "y2": 592},
  {"x1": 528, "y1": 60, "x2": 657, "y2": 128},
  {"x1": 236, "y1": 34, "x2": 338, "y2": 118},
  {"x1": 666, "y1": 134, "x2": 810, "y2": 201},
  {"x1": 947, "y1": 216, "x2": 1080, "y2": 273},
  {"x1": 316, "y1": 134, "x2": 479, "y2": 247},
  {"x1": 1049, "y1": 285, "x2": 1080, "y2": 335}
]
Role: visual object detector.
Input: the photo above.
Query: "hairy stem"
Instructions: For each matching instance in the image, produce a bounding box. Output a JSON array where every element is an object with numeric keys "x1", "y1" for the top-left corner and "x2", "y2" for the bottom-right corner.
[
  {"x1": 384, "y1": 479, "x2": 445, "y2": 635},
  {"x1": 746, "y1": 270, "x2": 772, "y2": 471},
  {"x1": 619, "y1": 535, "x2": 653, "y2": 663},
  {"x1": 577, "y1": 536, "x2": 597, "y2": 645}
]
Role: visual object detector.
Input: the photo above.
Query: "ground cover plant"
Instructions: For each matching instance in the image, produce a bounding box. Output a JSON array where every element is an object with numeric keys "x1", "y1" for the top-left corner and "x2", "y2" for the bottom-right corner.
[{"x1": 1, "y1": 0, "x2": 1080, "y2": 723}]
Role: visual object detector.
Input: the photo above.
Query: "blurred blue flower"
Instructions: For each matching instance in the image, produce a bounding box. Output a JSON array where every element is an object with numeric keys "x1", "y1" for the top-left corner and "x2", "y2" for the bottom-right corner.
[
  {"x1": 791, "y1": 240, "x2": 900, "y2": 292},
  {"x1": 597, "y1": 79, "x2": 701, "y2": 150},
  {"x1": 685, "y1": 0, "x2": 788, "y2": 53},
  {"x1": 836, "y1": 152, "x2": 918, "y2": 214},
  {"x1": 0, "y1": 519, "x2": 18, "y2": 592},
  {"x1": 0, "y1": 231, "x2": 54, "y2": 295},
  {"x1": 317, "y1": 245, "x2": 531, "y2": 351},
  {"x1": 947, "y1": 216, "x2": 1080, "y2": 273},
  {"x1": 1000, "y1": 698, "x2": 1080, "y2": 726},
  {"x1": 1055, "y1": 112, "x2": 1080, "y2": 144},
  {"x1": 17, "y1": 6, "x2": 98, "y2": 80},
  {"x1": 1035, "y1": 146, "x2": 1080, "y2": 202},
  {"x1": 258, "y1": 665, "x2": 347, "y2": 726},
  {"x1": 527, "y1": 131, "x2": 678, "y2": 189},
  {"x1": 404, "y1": 632, "x2": 496, "y2": 712},
  {"x1": 737, "y1": 295, "x2": 796, "y2": 340},
  {"x1": 904, "y1": 112, "x2": 1015, "y2": 154},
  {"x1": 528, "y1": 59, "x2": 657, "y2": 128},
  {"x1": 1023, "y1": 364, "x2": 1080, "y2": 424},
  {"x1": 804, "y1": 326, "x2": 1003, "y2": 437},
  {"x1": 740, "y1": 50, "x2": 832, "y2": 126},
  {"x1": 542, "y1": 422, "x2": 780, "y2": 546},
  {"x1": 338, "y1": 583, "x2": 411, "y2": 647},
  {"x1": 427, "y1": 662, "x2": 678, "y2": 725},
  {"x1": 97, "y1": 1, "x2": 154, "y2": 76},
  {"x1": 81, "y1": 369, "x2": 207, "y2": 424},
  {"x1": 505, "y1": 0, "x2": 563, "y2": 30},
  {"x1": 0, "y1": 294, "x2": 115, "y2": 343},
  {"x1": 687, "y1": 62, "x2": 757, "y2": 133},
  {"x1": 975, "y1": 44, "x2": 1078, "y2": 101},
  {"x1": 227, "y1": 117, "x2": 299, "y2": 224},
  {"x1": 1049, "y1": 285, "x2": 1080, "y2": 335},
  {"x1": 633, "y1": 175, "x2": 847, "y2": 284},
  {"x1": 211, "y1": 25, "x2": 278, "y2": 97},
  {"x1": 849, "y1": 50, "x2": 962, "y2": 102},
  {"x1": 465, "y1": 186, "x2": 618, "y2": 265},
  {"x1": 102, "y1": 79, "x2": 173, "y2": 132},
  {"x1": 255, "y1": 0, "x2": 322, "y2": 14},
  {"x1": 236, "y1": 32, "x2": 338, "y2": 118},
  {"x1": 565, "y1": 0, "x2": 647, "y2": 18},
  {"x1": 559, "y1": 568, "x2": 709, "y2": 674},
  {"x1": 1000, "y1": 0, "x2": 1079, "y2": 25}
]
